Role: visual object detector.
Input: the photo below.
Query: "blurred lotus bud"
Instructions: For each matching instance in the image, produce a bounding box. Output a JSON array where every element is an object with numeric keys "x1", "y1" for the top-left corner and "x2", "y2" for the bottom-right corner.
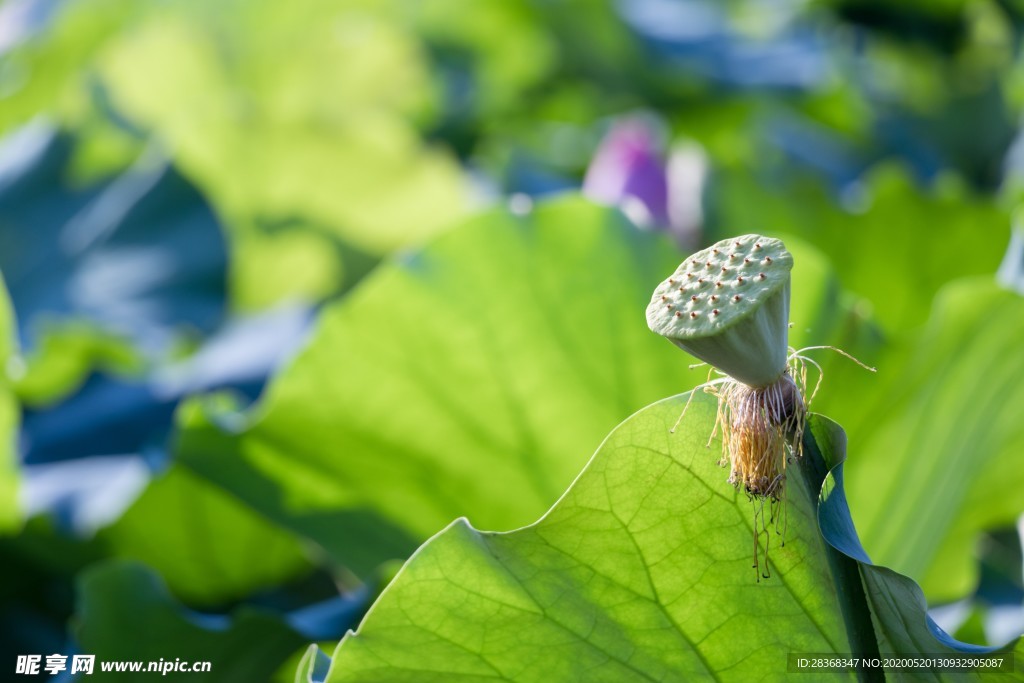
[
  {"x1": 583, "y1": 115, "x2": 706, "y2": 248},
  {"x1": 583, "y1": 116, "x2": 669, "y2": 225}
]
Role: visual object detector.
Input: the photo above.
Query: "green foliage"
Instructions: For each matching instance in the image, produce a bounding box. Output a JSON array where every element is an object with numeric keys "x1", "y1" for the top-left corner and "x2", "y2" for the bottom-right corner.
[
  {"x1": 702, "y1": 169, "x2": 1024, "y2": 604},
  {"x1": 12, "y1": 322, "x2": 143, "y2": 407},
  {"x1": 712, "y1": 165, "x2": 1023, "y2": 601},
  {"x1": 0, "y1": 0, "x2": 140, "y2": 137},
  {"x1": 5, "y1": 0, "x2": 1024, "y2": 677},
  {"x1": 0, "y1": 517, "x2": 108, "y2": 665},
  {"x1": 75, "y1": 561, "x2": 307, "y2": 682},
  {"x1": 0, "y1": 276, "x2": 19, "y2": 531},
  {"x1": 99, "y1": 466, "x2": 311, "y2": 606},
  {"x1": 1, "y1": 0, "x2": 479, "y2": 309},
  {"x1": 177, "y1": 198, "x2": 860, "y2": 578},
  {"x1": 321, "y1": 396, "x2": 1019, "y2": 681},
  {"x1": 834, "y1": 278, "x2": 1024, "y2": 601},
  {"x1": 177, "y1": 199, "x2": 690, "y2": 575},
  {"x1": 230, "y1": 228, "x2": 346, "y2": 312},
  {"x1": 96, "y1": 5, "x2": 469, "y2": 255},
  {"x1": 326, "y1": 396, "x2": 849, "y2": 682},
  {"x1": 711, "y1": 166, "x2": 1008, "y2": 332},
  {"x1": 412, "y1": 1, "x2": 559, "y2": 116}
]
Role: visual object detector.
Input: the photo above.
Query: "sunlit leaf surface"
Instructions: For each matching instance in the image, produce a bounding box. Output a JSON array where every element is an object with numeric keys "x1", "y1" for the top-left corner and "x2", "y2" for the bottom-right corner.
[{"x1": 321, "y1": 397, "x2": 1018, "y2": 681}]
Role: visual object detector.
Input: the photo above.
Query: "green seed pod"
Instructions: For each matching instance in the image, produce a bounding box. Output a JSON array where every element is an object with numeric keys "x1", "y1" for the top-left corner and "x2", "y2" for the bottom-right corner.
[{"x1": 646, "y1": 235, "x2": 793, "y2": 387}]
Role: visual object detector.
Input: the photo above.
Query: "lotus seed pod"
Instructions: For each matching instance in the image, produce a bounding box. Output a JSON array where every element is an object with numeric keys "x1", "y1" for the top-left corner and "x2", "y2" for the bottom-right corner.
[{"x1": 646, "y1": 235, "x2": 793, "y2": 387}]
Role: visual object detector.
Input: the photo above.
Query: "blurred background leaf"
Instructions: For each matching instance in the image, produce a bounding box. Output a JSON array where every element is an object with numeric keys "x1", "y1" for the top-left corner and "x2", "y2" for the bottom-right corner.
[
  {"x1": 0, "y1": 124, "x2": 227, "y2": 358},
  {"x1": 0, "y1": 274, "x2": 19, "y2": 531},
  {"x1": 834, "y1": 278, "x2": 1024, "y2": 602},
  {"x1": 709, "y1": 165, "x2": 1008, "y2": 333},
  {"x1": 75, "y1": 561, "x2": 309, "y2": 683},
  {"x1": 97, "y1": 466, "x2": 312, "y2": 605}
]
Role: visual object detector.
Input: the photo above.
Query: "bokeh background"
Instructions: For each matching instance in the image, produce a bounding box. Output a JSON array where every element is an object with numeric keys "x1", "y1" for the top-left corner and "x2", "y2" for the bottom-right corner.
[{"x1": 1, "y1": 0, "x2": 1023, "y2": 680}]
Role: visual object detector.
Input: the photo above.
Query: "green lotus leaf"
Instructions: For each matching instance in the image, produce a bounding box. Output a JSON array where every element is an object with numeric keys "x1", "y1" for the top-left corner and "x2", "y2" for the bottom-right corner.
[{"x1": 318, "y1": 396, "x2": 1019, "y2": 681}]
